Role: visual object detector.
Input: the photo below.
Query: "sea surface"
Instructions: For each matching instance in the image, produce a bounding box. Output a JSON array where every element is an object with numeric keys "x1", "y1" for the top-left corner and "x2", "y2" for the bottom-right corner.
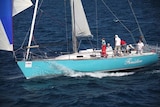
[{"x1": 0, "y1": 0, "x2": 160, "y2": 107}]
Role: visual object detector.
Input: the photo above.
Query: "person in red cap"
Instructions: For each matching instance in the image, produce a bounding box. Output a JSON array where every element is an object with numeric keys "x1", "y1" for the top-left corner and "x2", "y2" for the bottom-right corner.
[{"x1": 121, "y1": 39, "x2": 127, "y2": 54}]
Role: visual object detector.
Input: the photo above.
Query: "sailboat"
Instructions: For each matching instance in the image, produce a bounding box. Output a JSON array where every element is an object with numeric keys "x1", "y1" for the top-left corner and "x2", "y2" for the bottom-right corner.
[{"x1": 0, "y1": 0, "x2": 159, "y2": 79}]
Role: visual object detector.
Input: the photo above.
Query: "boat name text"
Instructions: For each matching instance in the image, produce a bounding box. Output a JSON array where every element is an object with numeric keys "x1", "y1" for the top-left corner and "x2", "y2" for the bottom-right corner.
[{"x1": 125, "y1": 58, "x2": 142, "y2": 65}]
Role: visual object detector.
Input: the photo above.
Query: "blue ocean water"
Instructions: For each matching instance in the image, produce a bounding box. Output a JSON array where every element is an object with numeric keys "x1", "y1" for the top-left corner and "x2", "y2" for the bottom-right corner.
[{"x1": 0, "y1": 0, "x2": 160, "y2": 107}]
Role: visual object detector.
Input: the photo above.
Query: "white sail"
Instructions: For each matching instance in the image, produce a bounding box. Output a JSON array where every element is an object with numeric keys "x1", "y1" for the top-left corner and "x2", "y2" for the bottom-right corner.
[
  {"x1": 71, "y1": 0, "x2": 92, "y2": 37},
  {"x1": 12, "y1": 0, "x2": 33, "y2": 16},
  {"x1": 0, "y1": 0, "x2": 33, "y2": 51},
  {"x1": 0, "y1": 21, "x2": 13, "y2": 51}
]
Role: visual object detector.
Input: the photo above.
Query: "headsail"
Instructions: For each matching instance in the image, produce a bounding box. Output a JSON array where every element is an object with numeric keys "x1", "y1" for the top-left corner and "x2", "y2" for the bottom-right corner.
[
  {"x1": 0, "y1": 0, "x2": 33, "y2": 51},
  {"x1": 12, "y1": 0, "x2": 33, "y2": 16},
  {"x1": 0, "y1": 0, "x2": 13, "y2": 51},
  {"x1": 71, "y1": 0, "x2": 92, "y2": 38}
]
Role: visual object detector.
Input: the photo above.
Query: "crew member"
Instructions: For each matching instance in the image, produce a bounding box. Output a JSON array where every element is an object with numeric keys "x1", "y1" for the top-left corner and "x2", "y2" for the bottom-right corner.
[
  {"x1": 137, "y1": 40, "x2": 144, "y2": 54},
  {"x1": 121, "y1": 39, "x2": 127, "y2": 53},
  {"x1": 101, "y1": 38, "x2": 107, "y2": 57},
  {"x1": 114, "y1": 35, "x2": 121, "y2": 56}
]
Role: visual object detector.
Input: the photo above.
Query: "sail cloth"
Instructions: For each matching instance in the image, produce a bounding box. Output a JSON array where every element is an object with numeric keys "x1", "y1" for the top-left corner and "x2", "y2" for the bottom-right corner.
[
  {"x1": 0, "y1": 0, "x2": 33, "y2": 51},
  {"x1": 70, "y1": 0, "x2": 92, "y2": 38},
  {"x1": 0, "y1": 0, "x2": 13, "y2": 51},
  {"x1": 12, "y1": 0, "x2": 33, "y2": 16}
]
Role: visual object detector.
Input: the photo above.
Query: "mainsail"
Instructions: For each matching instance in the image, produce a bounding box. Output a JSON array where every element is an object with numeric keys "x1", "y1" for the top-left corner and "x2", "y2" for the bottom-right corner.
[
  {"x1": 70, "y1": 0, "x2": 92, "y2": 52},
  {"x1": 71, "y1": 0, "x2": 92, "y2": 37},
  {"x1": 0, "y1": 0, "x2": 33, "y2": 51}
]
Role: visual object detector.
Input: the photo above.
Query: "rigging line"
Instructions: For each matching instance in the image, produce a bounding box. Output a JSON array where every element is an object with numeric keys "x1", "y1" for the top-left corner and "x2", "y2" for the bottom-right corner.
[
  {"x1": 38, "y1": 0, "x2": 43, "y2": 13},
  {"x1": 34, "y1": 7, "x2": 43, "y2": 29},
  {"x1": 20, "y1": 28, "x2": 30, "y2": 49},
  {"x1": 95, "y1": 0, "x2": 99, "y2": 49},
  {"x1": 31, "y1": 0, "x2": 68, "y2": 56},
  {"x1": 38, "y1": 9, "x2": 65, "y2": 27},
  {"x1": 38, "y1": 0, "x2": 66, "y2": 27},
  {"x1": 26, "y1": 0, "x2": 39, "y2": 60},
  {"x1": 34, "y1": 0, "x2": 65, "y2": 27},
  {"x1": 88, "y1": 37, "x2": 94, "y2": 49},
  {"x1": 64, "y1": 0, "x2": 69, "y2": 52},
  {"x1": 128, "y1": 0, "x2": 147, "y2": 44},
  {"x1": 31, "y1": 37, "x2": 45, "y2": 57},
  {"x1": 15, "y1": 0, "x2": 44, "y2": 52},
  {"x1": 101, "y1": 0, "x2": 136, "y2": 43},
  {"x1": 36, "y1": 41, "x2": 68, "y2": 47}
]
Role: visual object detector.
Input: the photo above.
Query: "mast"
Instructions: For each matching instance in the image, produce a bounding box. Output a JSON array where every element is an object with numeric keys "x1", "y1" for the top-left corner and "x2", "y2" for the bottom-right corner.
[{"x1": 25, "y1": 0, "x2": 39, "y2": 60}]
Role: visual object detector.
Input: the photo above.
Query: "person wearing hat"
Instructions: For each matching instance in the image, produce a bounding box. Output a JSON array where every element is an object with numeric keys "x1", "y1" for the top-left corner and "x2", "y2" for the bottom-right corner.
[
  {"x1": 107, "y1": 43, "x2": 113, "y2": 51},
  {"x1": 101, "y1": 38, "x2": 107, "y2": 57},
  {"x1": 121, "y1": 39, "x2": 127, "y2": 54},
  {"x1": 114, "y1": 34, "x2": 121, "y2": 56},
  {"x1": 137, "y1": 40, "x2": 144, "y2": 54}
]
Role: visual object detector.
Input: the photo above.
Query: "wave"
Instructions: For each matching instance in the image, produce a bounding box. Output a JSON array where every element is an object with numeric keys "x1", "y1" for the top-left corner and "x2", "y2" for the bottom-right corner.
[
  {"x1": 6, "y1": 74, "x2": 24, "y2": 80},
  {"x1": 151, "y1": 69, "x2": 160, "y2": 74}
]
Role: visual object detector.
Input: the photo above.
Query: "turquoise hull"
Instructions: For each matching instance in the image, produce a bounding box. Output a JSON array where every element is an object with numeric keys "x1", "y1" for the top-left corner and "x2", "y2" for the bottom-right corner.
[{"x1": 17, "y1": 53, "x2": 158, "y2": 79}]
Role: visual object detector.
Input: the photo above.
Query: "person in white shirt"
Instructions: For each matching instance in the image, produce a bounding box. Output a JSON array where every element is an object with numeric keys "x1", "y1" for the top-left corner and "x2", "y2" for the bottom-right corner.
[
  {"x1": 107, "y1": 43, "x2": 113, "y2": 51},
  {"x1": 126, "y1": 44, "x2": 135, "y2": 53},
  {"x1": 114, "y1": 35, "x2": 121, "y2": 56},
  {"x1": 137, "y1": 40, "x2": 144, "y2": 54}
]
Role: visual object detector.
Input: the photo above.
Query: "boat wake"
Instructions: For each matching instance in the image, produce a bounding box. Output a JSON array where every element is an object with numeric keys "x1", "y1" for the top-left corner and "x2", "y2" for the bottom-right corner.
[
  {"x1": 49, "y1": 62, "x2": 135, "y2": 78},
  {"x1": 6, "y1": 74, "x2": 24, "y2": 80},
  {"x1": 7, "y1": 61, "x2": 137, "y2": 80},
  {"x1": 64, "y1": 71, "x2": 135, "y2": 78}
]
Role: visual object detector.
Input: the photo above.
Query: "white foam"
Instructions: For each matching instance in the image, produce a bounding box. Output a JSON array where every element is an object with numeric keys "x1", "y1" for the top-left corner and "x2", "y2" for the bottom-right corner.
[
  {"x1": 65, "y1": 71, "x2": 135, "y2": 78},
  {"x1": 6, "y1": 75, "x2": 24, "y2": 80},
  {"x1": 48, "y1": 61, "x2": 75, "y2": 74},
  {"x1": 48, "y1": 62, "x2": 135, "y2": 78},
  {"x1": 38, "y1": 61, "x2": 135, "y2": 79}
]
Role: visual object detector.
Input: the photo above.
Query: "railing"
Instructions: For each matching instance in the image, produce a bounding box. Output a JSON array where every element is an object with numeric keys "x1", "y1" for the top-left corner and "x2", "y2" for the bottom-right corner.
[{"x1": 143, "y1": 44, "x2": 159, "y2": 53}]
